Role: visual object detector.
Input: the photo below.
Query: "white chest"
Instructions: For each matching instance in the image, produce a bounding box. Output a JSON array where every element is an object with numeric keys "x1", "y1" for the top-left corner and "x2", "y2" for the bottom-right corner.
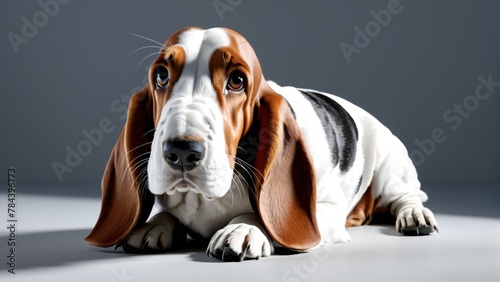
[{"x1": 156, "y1": 180, "x2": 253, "y2": 238}]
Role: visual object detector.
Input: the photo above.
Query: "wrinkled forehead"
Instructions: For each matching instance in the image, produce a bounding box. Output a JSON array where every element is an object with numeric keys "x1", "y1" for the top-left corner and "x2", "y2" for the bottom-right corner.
[
  {"x1": 151, "y1": 27, "x2": 261, "y2": 107},
  {"x1": 163, "y1": 28, "x2": 228, "y2": 99},
  {"x1": 178, "y1": 28, "x2": 230, "y2": 62},
  {"x1": 149, "y1": 27, "x2": 262, "y2": 119},
  {"x1": 163, "y1": 27, "x2": 249, "y2": 54},
  {"x1": 158, "y1": 27, "x2": 258, "y2": 77}
]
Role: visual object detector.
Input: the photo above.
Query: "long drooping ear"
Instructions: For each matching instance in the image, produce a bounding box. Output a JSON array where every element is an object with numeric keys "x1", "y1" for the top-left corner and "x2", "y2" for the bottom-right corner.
[
  {"x1": 253, "y1": 86, "x2": 321, "y2": 251},
  {"x1": 86, "y1": 87, "x2": 155, "y2": 247}
]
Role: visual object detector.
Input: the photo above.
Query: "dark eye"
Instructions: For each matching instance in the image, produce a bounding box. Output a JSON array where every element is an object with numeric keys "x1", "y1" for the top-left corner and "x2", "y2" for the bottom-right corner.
[
  {"x1": 155, "y1": 66, "x2": 169, "y2": 89},
  {"x1": 226, "y1": 71, "x2": 246, "y2": 93}
]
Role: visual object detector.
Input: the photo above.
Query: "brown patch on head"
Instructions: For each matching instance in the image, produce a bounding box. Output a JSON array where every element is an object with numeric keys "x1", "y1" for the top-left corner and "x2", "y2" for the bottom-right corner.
[
  {"x1": 149, "y1": 46, "x2": 185, "y2": 126},
  {"x1": 208, "y1": 28, "x2": 266, "y2": 167},
  {"x1": 147, "y1": 27, "x2": 206, "y2": 126}
]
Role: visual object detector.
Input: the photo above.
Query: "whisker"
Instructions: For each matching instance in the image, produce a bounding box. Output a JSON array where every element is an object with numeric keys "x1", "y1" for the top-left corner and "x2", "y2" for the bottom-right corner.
[
  {"x1": 228, "y1": 181, "x2": 235, "y2": 207},
  {"x1": 136, "y1": 161, "x2": 150, "y2": 186},
  {"x1": 128, "y1": 45, "x2": 163, "y2": 57},
  {"x1": 128, "y1": 151, "x2": 152, "y2": 169},
  {"x1": 235, "y1": 174, "x2": 243, "y2": 201},
  {"x1": 231, "y1": 172, "x2": 243, "y2": 200},
  {"x1": 118, "y1": 158, "x2": 147, "y2": 192},
  {"x1": 136, "y1": 167, "x2": 150, "y2": 195},
  {"x1": 135, "y1": 51, "x2": 163, "y2": 71},
  {"x1": 127, "y1": 142, "x2": 153, "y2": 155},
  {"x1": 141, "y1": 128, "x2": 156, "y2": 138},
  {"x1": 231, "y1": 154, "x2": 265, "y2": 181},
  {"x1": 131, "y1": 33, "x2": 168, "y2": 50},
  {"x1": 130, "y1": 157, "x2": 150, "y2": 177},
  {"x1": 232, "y1": 169, "x2": 249, "y2": 200},
  {"x1": 230, "y1": 165, "x2": 252, "y2": 206},
  {"x1": 235, "y1": 168, "x2": 257, "y2": 197},
  {"x1": 239, "y1": 161, "x2": 264, "y2": 181},
  {"x1": 231, "y1": 157, "x2": 262, "y2": 197}
]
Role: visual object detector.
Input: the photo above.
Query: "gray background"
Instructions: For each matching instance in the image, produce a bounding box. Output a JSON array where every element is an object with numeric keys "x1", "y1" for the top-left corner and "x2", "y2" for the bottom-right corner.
[{"x1": 1, "y1": 1, "x2": 499, "y2": 214}]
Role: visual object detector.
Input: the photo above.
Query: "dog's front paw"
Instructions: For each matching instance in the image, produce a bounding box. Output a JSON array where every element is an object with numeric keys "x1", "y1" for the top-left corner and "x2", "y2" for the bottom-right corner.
[
  {"x1": 207, "y1": 224, "x2": 273, "y2": 262},
  {"x1": 396, "y1": 206, "x2": 438, "y2": 236},
  {"x1": 117, "y1": 212, "x2": 176, "y2": 253},
  {"x1": 118, "y1": 223, "x2": 173, "y2": 253}
]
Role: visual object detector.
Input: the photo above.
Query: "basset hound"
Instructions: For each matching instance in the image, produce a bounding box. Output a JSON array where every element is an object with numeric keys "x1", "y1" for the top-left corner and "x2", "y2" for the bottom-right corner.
[{"x1": 86, "y1": 27, "x2": 438, "y2": 261}]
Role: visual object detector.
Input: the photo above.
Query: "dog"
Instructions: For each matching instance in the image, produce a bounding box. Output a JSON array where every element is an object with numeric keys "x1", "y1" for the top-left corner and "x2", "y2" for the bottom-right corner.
[{"x1": 86, "y1": 27, "x2": 438, "y2": 261}]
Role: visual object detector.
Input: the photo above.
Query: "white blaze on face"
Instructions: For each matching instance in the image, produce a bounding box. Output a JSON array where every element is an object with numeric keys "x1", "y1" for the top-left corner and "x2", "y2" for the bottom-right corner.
[{"x1": 148, "y1": 28, "x2": 234, "y2": 199}]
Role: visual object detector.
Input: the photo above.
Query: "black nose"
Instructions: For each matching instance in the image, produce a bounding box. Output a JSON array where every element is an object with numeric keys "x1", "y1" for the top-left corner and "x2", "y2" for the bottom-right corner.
[{"x1": 163, "y1": 139, "x2": 206, "y2": 171}]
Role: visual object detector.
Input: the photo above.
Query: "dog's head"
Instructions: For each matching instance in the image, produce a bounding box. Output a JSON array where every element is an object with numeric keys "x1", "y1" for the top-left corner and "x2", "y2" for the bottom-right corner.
[
  {"x1": 86, "y1": 27, "x2": 320, "y2": 251},
  {"x1": 147, "y1": 27, "x2": 264, "y2": 199}
]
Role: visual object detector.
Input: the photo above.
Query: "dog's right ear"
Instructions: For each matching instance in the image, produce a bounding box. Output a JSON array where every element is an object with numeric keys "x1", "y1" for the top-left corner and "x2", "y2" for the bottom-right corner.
[
  {"x1": 251, "y1": 84, "x2": 321, "y2": 251},
  {"x1": 85, "y1": 87, "x2": 155, "y2": 247}
]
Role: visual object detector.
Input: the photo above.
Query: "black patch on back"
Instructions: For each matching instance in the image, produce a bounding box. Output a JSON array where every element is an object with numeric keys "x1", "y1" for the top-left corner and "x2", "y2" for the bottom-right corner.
[{"x1": 299, "y1": 90, "x2": 358, "y2": 172}]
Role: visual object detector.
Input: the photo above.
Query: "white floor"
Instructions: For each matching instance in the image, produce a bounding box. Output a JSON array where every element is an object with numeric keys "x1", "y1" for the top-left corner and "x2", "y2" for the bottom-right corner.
[{"x1": 0, "y1": 192, "x2": 499, "y2": 282}]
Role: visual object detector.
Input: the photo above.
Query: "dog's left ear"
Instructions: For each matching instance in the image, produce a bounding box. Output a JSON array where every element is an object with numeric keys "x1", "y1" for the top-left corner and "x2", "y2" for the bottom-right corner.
[
  {"x1": 85, "y1": 87, "x2": 155, "y2": 247},
  {"x1": 252, "y1": 85, "x2": 321, "y2": 251}
]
